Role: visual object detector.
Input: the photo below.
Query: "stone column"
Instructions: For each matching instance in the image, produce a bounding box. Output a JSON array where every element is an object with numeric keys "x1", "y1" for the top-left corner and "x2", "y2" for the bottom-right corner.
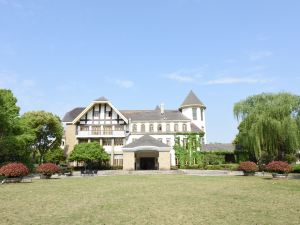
[
  {"x1": 110, "y1": 138, "x2": 115, "y2": 166},
  {"x1": 158, "y1": 152, "x2": 171, "y2": 170},
  {"x1": 123, "y1": 152, "x2": 135, "y2": 170},
  {"x1": 99, "y1": 139, "x2": 103, "y2": 146}
]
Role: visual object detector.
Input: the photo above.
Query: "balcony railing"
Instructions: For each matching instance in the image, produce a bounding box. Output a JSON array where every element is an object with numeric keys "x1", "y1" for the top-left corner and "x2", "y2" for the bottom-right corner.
[{"x1": 76, "y1": 130, "x2": 126, "y2": 137}]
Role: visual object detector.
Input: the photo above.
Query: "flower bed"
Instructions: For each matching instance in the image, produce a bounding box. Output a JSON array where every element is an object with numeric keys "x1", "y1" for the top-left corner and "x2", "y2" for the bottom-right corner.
[
  {"x1": 36, "y1": 163, "x2": 60, "y2": 179},
  {"x1": 238, "y1": 161, "x2": 258, "y2": 176},
  {"x1": 0, "y1": 163, "x2": 29, "y2": 178},
  {"x1": 266, "y1": 161, "x2": 292, "y2": 175}
]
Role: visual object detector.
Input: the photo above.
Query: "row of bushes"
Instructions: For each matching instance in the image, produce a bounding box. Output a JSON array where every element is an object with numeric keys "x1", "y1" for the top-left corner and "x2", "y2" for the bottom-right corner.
[
  {"x1": 0, "y1": 162, "x2": 61, "y2": 178},
  {"x1": 238, "y1": 161, "x2": 293, "y2": 174}
]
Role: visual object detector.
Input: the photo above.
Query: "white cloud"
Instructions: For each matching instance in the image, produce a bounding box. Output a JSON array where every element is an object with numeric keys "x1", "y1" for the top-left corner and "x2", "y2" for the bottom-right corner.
[
  {"x1": 204, "y1": 76, "x2": 271, "y2": 85},
  {"x1": 249, "y1": 50, "x2": 273, "y2": 61},
  {"x1": 167, "y1": 73, "x2": 194, "y2": 82},
  {"x1": 115, "y1": 79, "x2": 134, "y2": 89},
  {"x1": 166, "y1": 68, "x2": 206, "y2": 83}
]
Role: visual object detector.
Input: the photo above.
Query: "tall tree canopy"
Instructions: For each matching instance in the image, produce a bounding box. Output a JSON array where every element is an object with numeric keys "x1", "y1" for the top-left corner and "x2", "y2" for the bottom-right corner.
[
  {"x1": 0, "y1": 89, "x2": 34, "y2": 164},
  {"x1": 234, "y1": 92, "x2": 300, "y2": 163},
  {"x1": 21, "y1": 111, "x2": 63, "y2": 164}
]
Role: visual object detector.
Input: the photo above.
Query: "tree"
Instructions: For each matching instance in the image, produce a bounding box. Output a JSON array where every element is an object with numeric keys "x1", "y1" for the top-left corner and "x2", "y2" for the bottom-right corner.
[
  {"x1": 69, "y1": 142, "x2": 109, "y2": 169},
  {"x1": 21, "y1": 111, "x2": 63, "y2": 164},
  {"x1": 234, "y1": 92, "x2": 300, "y2": 163},
  {"x1": 44, "y1": 148, "x2": 66, "y2": 164},
  {"x1": 0, "y1": 89, "x2": 34, "y2": 164}
]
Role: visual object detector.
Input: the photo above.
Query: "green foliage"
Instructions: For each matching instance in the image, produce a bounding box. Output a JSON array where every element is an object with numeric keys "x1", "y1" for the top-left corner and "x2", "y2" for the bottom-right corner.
[
  {"x1": 21, "y1": 111, "x2": 63, "y2": 164},
  {"x1": 202, "y1": 153, "x2": 225, "y2": 165},
  {"x1": 291, "y1": 164, "x2": 300, "y2": 173},
  {"x1": 174, "y1": 133, "x2": 203, "y2": 168},
  {"x1": 0, "y1": 89, "x2": 35, "y2": 164},
  {"x1": 45, "y1": 148, "x2": 66, "y2": 164},
  {"x1": 69, "y1": 142, "x2": 109, "y2": 163},
  {"x1": 234, "y1": 92, "x2": 300, "y2": 163}
]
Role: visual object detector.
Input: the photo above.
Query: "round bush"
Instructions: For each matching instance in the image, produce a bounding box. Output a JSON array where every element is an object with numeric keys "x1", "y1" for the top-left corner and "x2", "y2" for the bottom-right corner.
[
  {"x1": 36, "y1": 163, "x2": 60, "y2": 176},
  {"x1": 266, "y1": 161, "x2": 292, "y2": 174},
  {"x1": 238, "y1": 161, "x2": 258, "y2": 172},
  {"x1": 0, "y1": 162, "x2": 29, "y2": 178}
]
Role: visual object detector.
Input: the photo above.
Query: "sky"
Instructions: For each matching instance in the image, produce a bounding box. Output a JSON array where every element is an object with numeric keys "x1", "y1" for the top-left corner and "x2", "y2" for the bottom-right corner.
[{"x1": 1, "y1": 0, "x2": 300, "y2": 143}]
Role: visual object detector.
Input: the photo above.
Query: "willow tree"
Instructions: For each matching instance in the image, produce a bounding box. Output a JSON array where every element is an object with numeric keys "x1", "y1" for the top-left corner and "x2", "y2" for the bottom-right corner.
[{"x1": 234, "y1": 92, "x2": 300, "y2": 163}]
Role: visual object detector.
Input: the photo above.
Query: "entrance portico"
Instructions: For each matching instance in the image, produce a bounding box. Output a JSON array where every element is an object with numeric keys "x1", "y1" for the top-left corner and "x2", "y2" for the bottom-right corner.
[{"x1": 122, "y1": 135, "x2": 171, "y2": 170}]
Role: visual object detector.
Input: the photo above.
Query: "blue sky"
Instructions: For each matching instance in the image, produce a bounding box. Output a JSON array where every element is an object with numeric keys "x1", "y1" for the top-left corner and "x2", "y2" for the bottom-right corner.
[{"x1": 1, "y1": 0, "x2": 300, "y2": 143}]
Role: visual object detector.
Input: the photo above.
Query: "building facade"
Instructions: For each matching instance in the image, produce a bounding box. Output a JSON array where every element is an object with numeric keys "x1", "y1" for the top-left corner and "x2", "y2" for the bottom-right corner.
[{"x1": 62, "y1": 90, "x2": 206, "y2": 170}]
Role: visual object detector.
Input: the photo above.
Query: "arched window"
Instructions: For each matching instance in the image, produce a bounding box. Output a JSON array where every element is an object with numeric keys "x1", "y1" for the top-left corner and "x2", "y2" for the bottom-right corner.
[
  {"x1": 149, "y1": 124, "x2": 154, "y2": 132},
  {"x1": 158, "y1": 124, "x2": 162, "y2": 132},
  {"x1": 166, "y1": 124, "x2": 170, "y2": 132},
  {"x1": 182, "y1": 124, "x2": 187, "y2": 132},
  {"x1": 141, "y1": 124, "x2": 145, "y2": 132},
  {"x1": 174, "y1": 124, "x2": 178, "y2": 132},
  {"x1": 132, "y1": 124, "x2": 137, "y2": 132}
]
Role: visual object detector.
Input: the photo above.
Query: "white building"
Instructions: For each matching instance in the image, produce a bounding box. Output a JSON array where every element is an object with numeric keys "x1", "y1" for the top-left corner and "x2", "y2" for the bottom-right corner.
[{"x1": 62, "y1": 90, "x2": 206, "y2": 170}]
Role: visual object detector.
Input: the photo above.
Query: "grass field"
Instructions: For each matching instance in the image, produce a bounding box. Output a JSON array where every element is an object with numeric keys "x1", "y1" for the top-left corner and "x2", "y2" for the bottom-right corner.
[{"x1": 1, "y1": 175, "x2": 300, "y2": 225}]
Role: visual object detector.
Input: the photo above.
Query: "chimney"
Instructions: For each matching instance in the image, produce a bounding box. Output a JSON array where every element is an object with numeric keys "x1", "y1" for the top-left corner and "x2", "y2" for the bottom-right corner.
[{"x1": 160, "y1": 103, "x2": 165, "y2": 115}]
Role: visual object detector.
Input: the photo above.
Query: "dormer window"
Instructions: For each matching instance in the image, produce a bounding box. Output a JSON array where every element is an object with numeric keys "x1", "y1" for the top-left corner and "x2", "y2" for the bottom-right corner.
[
  {"x1": 174, "y1": 124, "x2": 178, "y2": 132},
  {"x1": 132, "y1": 124, "x2": 137, "y2": 132},
  {"x1": 166, "y1": 124, "x2": 170, "y2": 132},
  {"x1": 158, "y1": 124, "x2": 162, "y2": 132},
  {"x1": 141, "y1": 124, "x2": 145, "y2": 132},
  {"x1": 149, "y1": 124, "x2": 154, "y2": 132},
  {"x1": 182, "y1": 124, "x2": 187, "y2": 132}
]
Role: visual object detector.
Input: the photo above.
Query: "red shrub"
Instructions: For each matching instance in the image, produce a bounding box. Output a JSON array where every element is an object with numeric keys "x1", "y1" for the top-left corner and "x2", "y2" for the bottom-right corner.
[
  {"x1": 266, "y1": 161, "x2": 292, "y2": 174},
  {"x1": 36, "y1": 163, "x2": 60, "y2": 175},
  {"x1": 0, "y1": 162, "x2": 29, "y2": 178},
  {"x1": 238, "y1": 161, "x2": 258, "y2": 172}
]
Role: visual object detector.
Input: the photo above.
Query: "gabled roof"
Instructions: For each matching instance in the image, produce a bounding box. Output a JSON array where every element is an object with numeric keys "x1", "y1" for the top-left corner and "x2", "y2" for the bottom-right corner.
[
  {"x1": 94, "y1": 96, "x2": 108, "y2": 101},
  {"x1": 120, "y1": 110, "x2": 190, "y2": 121},
  {"x1": 62, "y1": 107, "x2": 85, "y2": 122},
  {"x1": 123, "y1": 135, "x2": 170, "y2": 148},
  {"x1": 180, "y1": 90, "x2": 205, "y2": 109}
]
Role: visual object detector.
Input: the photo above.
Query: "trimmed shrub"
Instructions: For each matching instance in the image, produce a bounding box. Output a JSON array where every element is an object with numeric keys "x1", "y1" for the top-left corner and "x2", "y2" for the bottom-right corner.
[
  {"x1": 266, "y1": 161, "x2": 292, "y2": 174},
  {"x1": 292, "y1": 164, "x2": 300, "y2": 173},
  {"x1": 36, "y1": 163, "x2": 60, "y2": 176},
  {"x1": 0, "y1": 162, "x2": 29, "y2": 178},
  {"x1": 238, "y1": 161, "x2": 258, "y2": 173}
]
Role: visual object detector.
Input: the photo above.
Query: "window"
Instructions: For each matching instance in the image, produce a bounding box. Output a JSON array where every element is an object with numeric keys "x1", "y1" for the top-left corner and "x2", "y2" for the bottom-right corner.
[
  {"x1": 182, "y1": 124, "x2": 187, "y2": 132},
  {"x1": 114, "y1": 125, "x2": 124, "y2": 131},
  {"x1": 80, "y1": 126, "x2": 89, "y2": 131},
  {"x1": 132, "y1": 138, "x2": 137, "y2": 142},
  {"x1": 102, "y1": 139, "x2": 111, "y2": 146},
  {"x1": 132, "y1": 124, "x2": 137, "y2": 132},
  {"x1": 166, "y1": 124, "x2": 170, "y2": 132},
  {"x1": 141, "y1": 124, "x2": 145, "y2": 132},
  {"x1": 201, "y1": 109, "x2": 204, "y2": 121},
  {"x1": 114, "y1": 138, "x2": 123, "y2": 146},
  {"x1": 149, "y1": 124, "x2": 154, "y2": 132},
  {"x1": 192, "y1": 108, "x2": 197, "y2": 120},
  {"x1": 94, "y1": 111, "x2": 99, "y2": 117},
  {"x1": 174, "y1": 124, "x2": 178, "y2": 132},
  {"x1": 166, "y1": 138, "x2": 171, "y2": 146},
  {"x1": 158, "y1": 124, "x2": 162, "y2": 132}
]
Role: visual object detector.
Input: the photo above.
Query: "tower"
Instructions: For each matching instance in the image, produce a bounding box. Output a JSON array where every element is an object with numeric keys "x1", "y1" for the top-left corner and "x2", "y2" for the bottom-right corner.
[{"x1": 179, "y1": 90, "x2": 207, "y2": 144}]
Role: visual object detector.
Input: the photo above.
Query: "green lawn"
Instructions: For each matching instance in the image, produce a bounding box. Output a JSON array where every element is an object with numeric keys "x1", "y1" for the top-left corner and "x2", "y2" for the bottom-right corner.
[{"x1": 1, "y1": 175, "x2": 300, "y2": 225}]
